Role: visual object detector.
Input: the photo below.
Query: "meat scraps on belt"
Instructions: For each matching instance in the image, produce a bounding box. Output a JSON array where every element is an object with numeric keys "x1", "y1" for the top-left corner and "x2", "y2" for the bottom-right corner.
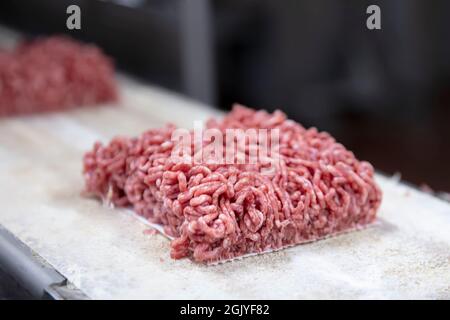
[
  {"x1": 83, "y1": 105, "x2": 382, "y2": 263},
  {"x1": 0, "y1": 36, "x2": 117, "y2": 117}
]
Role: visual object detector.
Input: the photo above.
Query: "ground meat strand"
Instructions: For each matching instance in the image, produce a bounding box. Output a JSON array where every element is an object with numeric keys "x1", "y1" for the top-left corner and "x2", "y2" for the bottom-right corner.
[
  {"x1": 0, "y1": 36, "x2": 117, "y2": 117},
  {"x1": 83, "y1": 105, "x2": 382, "y2": 263}
]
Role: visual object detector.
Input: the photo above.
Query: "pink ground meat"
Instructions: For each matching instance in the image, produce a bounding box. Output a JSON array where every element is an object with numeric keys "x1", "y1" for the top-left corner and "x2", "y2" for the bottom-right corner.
[
  {"x1": 83, "y1": 105, "x2": 382, "y2": 263},
  {"x1": 0, "y1": 36, "x2": 117, "y2": 117}
]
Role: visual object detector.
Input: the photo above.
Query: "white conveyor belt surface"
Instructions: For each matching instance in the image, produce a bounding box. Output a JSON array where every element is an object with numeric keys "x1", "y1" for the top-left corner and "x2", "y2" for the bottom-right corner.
[{"x1": 0, "y1": 76, "x2": 449, "y2": 299}]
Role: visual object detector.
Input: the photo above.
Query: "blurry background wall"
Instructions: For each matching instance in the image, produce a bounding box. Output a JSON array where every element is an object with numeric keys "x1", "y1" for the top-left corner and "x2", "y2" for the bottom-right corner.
[{"x1": 0, "y1": 0, "x2": 449, "y2": 193}]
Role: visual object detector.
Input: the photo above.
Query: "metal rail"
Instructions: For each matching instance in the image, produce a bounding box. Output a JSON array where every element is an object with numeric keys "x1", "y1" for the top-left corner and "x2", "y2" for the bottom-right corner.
[{"x1": 0, "y1": 224, "x2": 88, "y2": 299}]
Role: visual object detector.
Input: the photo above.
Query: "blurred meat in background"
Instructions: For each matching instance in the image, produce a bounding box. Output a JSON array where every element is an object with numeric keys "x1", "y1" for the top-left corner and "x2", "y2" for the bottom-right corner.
[
  {"x1": 0, "y1": 36, "x2": 117, "y2": 116},
  {"x1": 0, "y1": 0, "x2": 449, "y2": 192}
]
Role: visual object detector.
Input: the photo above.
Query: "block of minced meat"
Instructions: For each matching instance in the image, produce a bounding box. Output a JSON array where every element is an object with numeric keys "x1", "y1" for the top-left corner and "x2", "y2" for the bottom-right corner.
[
  {"x1": 83, "y1": 105, "x2": 382, "y2": 263},
  {"x1": 0, "y1": 36, "x2": 117, "y2": 117}
]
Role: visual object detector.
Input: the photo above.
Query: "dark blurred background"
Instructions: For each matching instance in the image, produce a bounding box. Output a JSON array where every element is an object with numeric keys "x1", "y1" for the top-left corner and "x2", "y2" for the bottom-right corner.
[{"x1": 1, "y1": 0, "x2": 449, "y2": 193}]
